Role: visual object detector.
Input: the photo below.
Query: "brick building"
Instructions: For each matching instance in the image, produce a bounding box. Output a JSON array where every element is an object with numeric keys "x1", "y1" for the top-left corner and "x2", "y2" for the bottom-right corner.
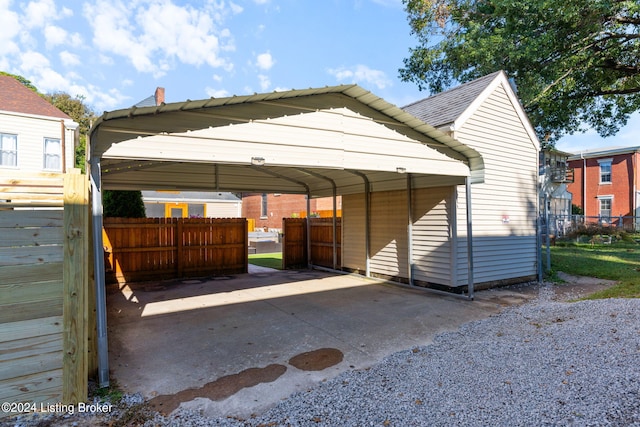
[
  {"x1": 242, "y1": 193, "x2": 342, "y2": 230},
  {"x1": 567, "y1": 146, "x2": 640, "y2": 223}
]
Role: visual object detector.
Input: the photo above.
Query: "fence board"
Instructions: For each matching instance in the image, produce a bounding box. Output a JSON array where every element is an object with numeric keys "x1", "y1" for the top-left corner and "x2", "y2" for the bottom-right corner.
[
  {"x1": 283, "y1": 218, "x2": 307, "y2": 269},
  {"x1": 1, "y1": 169, "x2": 90, "y2": 415},
  {"x1": 103, "y1": 217, "x2": 248, "y2": 283},
  {"x1": 309, "y1": 217, "x2": 341, "y2": 269},
  {"x1": 0, "y1": 370, "x2": 63, "y2": 403}
]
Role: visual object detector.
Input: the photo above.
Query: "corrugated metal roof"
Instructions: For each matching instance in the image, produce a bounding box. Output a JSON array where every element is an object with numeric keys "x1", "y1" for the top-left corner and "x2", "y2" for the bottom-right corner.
[{"x1": 90, "y1": 84, "x2": 485, "y2": 194}]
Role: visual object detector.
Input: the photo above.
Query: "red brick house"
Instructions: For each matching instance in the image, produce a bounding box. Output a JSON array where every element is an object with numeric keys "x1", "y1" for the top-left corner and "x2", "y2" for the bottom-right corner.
[
  {"x1": 567, "y1": 146, "x2": 640, "y2": 226},
  {"x1": 242, "y1": 193, "x2": 342, "y2": 230}
]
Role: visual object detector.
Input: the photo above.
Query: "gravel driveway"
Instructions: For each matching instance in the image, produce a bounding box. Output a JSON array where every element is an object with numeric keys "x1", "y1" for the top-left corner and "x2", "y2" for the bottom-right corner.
[{"x1": 7, "y1": 280, "x2": 640, "y2": 427}]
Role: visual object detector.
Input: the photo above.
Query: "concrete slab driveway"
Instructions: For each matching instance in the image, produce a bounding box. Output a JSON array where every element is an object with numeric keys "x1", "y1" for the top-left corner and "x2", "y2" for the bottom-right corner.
[{"x1": 106, "y1": 269, "x2": 536, "y2": 419}]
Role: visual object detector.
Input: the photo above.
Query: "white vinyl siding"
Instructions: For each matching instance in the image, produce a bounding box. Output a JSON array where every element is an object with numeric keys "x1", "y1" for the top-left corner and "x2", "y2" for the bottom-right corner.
[
  {"x1": 0, "y1": 112, "x2": 75, "y2": 172},
  {"x1": 342, "y1": 193, "x2": 366, "y2": 272},
  {"x1": 453, "y1": 83, "x2": 538, "y2": 286},
  {"x1": 369, "y1": 190, "x2": 408, "y2": 278},
  {"x1": 411, "y1": 186, "x2": 455, "y2": 286}
]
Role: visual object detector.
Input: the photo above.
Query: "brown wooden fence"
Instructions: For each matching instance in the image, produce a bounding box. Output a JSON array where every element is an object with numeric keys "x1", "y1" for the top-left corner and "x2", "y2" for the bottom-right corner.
[
  {"x1": 282, "y1": 217, "x2": 342, "y2": 269},
  {"x1": 0, "y1": 170, "x2": 91, "y2": 417},
  {"x1": 309, "y1": 217, "x2": 341, "y2": 269},
  {"x1": 103, "y1": 217, "x2": 248, "y2": 283}
]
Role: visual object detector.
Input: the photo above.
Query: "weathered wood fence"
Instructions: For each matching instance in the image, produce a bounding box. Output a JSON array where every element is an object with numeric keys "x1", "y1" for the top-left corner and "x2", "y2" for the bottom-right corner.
[
  {"x1": 0, "y1": 170, "x2": 91, "y2": 417},
  {"x1": 103, "y1": 217, "x2": 248, "y2": 283}
]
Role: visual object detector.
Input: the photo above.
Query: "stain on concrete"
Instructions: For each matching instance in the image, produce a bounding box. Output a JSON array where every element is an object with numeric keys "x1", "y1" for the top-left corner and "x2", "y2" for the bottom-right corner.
[
  {"x1": 148, "y1": 363, "x2": 287, "y2": 414},
  {"x1": 288, "y1": 348, "x2": 344, "y2": 371}
]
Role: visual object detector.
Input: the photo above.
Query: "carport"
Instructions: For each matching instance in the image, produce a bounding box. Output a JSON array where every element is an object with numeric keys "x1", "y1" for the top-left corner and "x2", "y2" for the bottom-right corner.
[{"x1": 89, "y1": 84, "x2": 484, "y2": 388}]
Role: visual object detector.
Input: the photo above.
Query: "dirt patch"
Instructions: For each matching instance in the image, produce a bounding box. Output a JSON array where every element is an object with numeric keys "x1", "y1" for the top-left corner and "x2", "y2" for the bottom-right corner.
[
  {"x1": 551, "y1": 272, "x2": 618, "y2": 300},
  {"x1": 288, "y1": 348, "x2": 344, "y2": 371},
  {"x1": 148, "y1": 364, "x2": 287, "y2": 415}
]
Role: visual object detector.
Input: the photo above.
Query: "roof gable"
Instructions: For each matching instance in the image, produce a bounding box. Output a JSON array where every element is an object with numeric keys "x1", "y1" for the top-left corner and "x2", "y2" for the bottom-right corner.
[
  {"x1": 403, "y1": 71, "x2": 539, "y2": 149},
  {"x1": 403, "y1": 72, "x2": 502, "y2": 129},
  {"x1": 0, "y1": 75, "x2": 71, "y2": 119}
]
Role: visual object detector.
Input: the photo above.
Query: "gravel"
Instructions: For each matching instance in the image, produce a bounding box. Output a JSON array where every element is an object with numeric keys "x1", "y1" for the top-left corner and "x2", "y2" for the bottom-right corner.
[{"x1": 6, "y1": 286, "x2": 640, "y2": 427}]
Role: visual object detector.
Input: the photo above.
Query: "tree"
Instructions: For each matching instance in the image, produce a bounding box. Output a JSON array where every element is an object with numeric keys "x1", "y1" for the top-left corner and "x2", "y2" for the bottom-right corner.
[
  {"x1": 103, "y1": 190, "x2": 146, "y2": 218},
  {"x1": 400, "y1": 0, "x2": 640, "y2": 145}
]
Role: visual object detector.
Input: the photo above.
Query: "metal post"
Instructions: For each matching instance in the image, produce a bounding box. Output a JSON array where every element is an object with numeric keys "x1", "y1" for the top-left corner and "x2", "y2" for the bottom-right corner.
[
  {"x1": 89, "y1": 156, "x2": 109, "y2": 388},
  {"x1": 306, "y1": 193, "x2": 311, "y2": 268},
  {"x1": 364, "y1": 178, "x2": 371, "y2": 277},
  {"x1": 407, "y1": 174, "x2": 414, "y2": 286},
  {"x1": 332, "y1": 188, "x2": 337, "y2": 270},
  {"x1": 465, "y1": 178, "x2": 474, "y2": 300},
  {"x1": 544, "y1": 195, "x2": 551, "y2": 272}
]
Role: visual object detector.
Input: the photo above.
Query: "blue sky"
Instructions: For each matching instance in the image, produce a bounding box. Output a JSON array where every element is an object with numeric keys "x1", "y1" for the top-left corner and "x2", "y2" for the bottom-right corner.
[{"x1": 1, "y1": 0, "x2": 637, "y2": 153}]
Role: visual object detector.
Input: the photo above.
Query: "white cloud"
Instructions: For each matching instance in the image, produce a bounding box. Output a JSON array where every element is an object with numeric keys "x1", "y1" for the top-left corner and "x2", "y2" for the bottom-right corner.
[
  {"x1": 44, "y1": 25, "x2": 67, "y2": 48},
  {"x1": 59, "y1": 50, "x2": 80, "y2": 67},
  {"x1": 23, "y1": 0, "x2": 58, "y2": 29},
  {"x1": 84, "y1": 0, "x2": 236, "y2": 76},
  {"x1": 0, "y1": 0, "x2": 19, "y2": 56},
  {"x1": 253, "y1": 0, "x2": 269, "y2": 4},
  {"x1": 258, "y1": 74, "x2": 270, "y2": 91},
  {"x1": 255, "y1": 51, "x2": 275, "y2": 70},
  {"x1": 230, "y1": 2, "x2": 243, "y2": 14},
  {"x1": 327, "y1": 64, "x2": 392, "y2": 89},
  {"x1": 205, "y1": 87, "x2": 230, "y2": 98}
]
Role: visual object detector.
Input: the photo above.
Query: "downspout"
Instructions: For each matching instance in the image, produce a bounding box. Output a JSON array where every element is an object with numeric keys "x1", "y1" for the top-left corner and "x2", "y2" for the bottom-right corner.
[
  {"x1": 465, "y1": 177, "x2": 474, "y2": 301},
  {"x1": 89, "y1": 154, "x2": 109, "y2": 388},
  {"x1": 332, "y1": 187, "x2": 337, "y2": 270}
]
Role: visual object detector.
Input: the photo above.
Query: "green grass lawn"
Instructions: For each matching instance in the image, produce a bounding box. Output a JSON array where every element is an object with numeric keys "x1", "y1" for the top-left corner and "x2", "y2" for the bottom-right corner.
[
  {"x1": 550, "y1": 241, "x2": 640, "y2": 299},
  {"x1": 248, "y1": 252, "x2": 283, "y2": 270}
]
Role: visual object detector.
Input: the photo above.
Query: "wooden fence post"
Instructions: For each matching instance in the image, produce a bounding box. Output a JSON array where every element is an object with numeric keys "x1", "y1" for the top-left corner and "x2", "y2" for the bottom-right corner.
[
  {"x1": 176, "y1": 218, "x2": 183, "y2": 277},
  {"x1": 62, "y1": 171, "x2": 89, "y2": 403}
]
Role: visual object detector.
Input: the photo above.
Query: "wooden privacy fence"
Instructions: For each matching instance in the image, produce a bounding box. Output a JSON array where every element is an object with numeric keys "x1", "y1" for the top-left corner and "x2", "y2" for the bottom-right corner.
[
  {"x1": 103, "y1": 217, "x2": 248, "y2": 284},
  {"x1": 0, "y1": 170, "x2": 91, "y2": 417},
  {"x1": 282, "y1": 217, "x2": 342, "y2": 269}
]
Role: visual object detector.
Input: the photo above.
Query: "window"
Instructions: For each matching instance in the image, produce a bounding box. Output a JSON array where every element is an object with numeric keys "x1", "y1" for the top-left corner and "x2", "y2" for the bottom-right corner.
[
  {"x1": 598, "y1": 159, "x2": 612, "y2": 183},
  {"x1": 0, "y1": 133, "x2": 17, "y2": 167},
  {"x1": 599, "y1": 197, "x2": 612, "y2": 220},
  {"x1": 43, "y1": 138, "x2": 61, "y2": 170},
  {"x1": 260, "y1": 193, "x2": 268, "y2": 218}
]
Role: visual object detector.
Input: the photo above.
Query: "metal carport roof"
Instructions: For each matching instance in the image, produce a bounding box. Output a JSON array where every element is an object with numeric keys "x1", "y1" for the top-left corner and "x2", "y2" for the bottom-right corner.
[
  {"x1": 87, "y1": 84, "x2": 486, "y2": 388},
  {"x1": 89, "y1": 85, "x2": 484, "y2": 196}
]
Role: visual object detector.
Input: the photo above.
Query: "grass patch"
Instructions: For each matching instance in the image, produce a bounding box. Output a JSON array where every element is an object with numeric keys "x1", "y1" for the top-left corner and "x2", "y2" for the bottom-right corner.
[
  {"x1": 551, "y1": 241, "x2": 640, "y2": 299},
  {"x1": 248, "y1": 252, "x2": 282, "y2": 270}
]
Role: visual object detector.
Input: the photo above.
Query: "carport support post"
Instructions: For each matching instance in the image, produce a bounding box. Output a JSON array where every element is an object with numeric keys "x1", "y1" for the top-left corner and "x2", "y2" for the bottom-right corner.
[
  {"x1": 332, "y1": 188, "x2": 337, "y2": 270},
  {"x1": 465, "y1": 178, "x2": 475, "y2": 300},
  {"x1": 89, "y1": 156, "x2": 110, "y2": 388},
  {"x1": 407, "y1": 173, "x2": 414, "y2": 286},
  {"x1": 306, "y1": 192, "x2": 311, "y2": 268}
]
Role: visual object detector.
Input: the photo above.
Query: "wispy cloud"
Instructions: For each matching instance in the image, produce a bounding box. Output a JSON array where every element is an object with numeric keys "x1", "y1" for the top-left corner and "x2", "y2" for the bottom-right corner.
[{"x1": 327, "y1": 64, "x2": 392, "y2": 89}]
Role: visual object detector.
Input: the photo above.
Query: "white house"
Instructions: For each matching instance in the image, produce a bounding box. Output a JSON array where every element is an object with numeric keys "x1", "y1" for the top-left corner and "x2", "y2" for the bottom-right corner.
[
  {"x1": 0, "y1": 75, "x2": 78, "y2": 173},
  {"x1": 401, "y1": 71, "x2": 540, "y2": 288}
]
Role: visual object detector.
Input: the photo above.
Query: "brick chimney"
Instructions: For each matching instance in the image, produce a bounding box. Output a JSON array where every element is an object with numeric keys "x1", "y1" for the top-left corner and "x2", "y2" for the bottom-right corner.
[{"x1": 154, "y1": 87, "x2": 165, "y2": 106}]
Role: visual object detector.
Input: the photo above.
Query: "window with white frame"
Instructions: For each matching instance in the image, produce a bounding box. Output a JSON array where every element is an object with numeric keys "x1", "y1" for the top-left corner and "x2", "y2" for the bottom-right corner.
[
  {"x1": 598, "y1": 159, "x2": 612, "y2": 183},
  {"x1": 599, "y1": 196, "x2": 612, "y2": 220},
  {"x1": 260, "y1": 193, "x2": 268, "y2": 218},
  {"x1": 0, "y1": 133, "x2": 18, "y2": 167},
  {"x1": 43, "y1": 138, "x2": 61, "y2": 170}
]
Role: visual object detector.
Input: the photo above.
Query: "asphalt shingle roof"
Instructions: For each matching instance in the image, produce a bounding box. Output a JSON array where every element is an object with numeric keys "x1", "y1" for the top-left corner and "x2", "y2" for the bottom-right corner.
[
  {"x1": 402, "y1": 71, "x2": 502, "y2": 128},
  {"x1": 0, "y1": 75, "x2": 71, "y2": 119}
]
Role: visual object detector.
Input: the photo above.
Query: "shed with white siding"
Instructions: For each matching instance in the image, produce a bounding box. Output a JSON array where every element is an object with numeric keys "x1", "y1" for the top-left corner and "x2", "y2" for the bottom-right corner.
[{"x1": 403, "y1": 71, "x2": 540, "y2": 288}]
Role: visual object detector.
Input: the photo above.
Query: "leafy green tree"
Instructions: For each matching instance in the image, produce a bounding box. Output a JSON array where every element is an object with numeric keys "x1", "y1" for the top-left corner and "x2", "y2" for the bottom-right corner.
[
  {"x1": 103, "y1": 190, "x2": 146, "y2": 218},
  {"x1": 400, "y1": 0, "x2": 640, "y2": 145}
]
